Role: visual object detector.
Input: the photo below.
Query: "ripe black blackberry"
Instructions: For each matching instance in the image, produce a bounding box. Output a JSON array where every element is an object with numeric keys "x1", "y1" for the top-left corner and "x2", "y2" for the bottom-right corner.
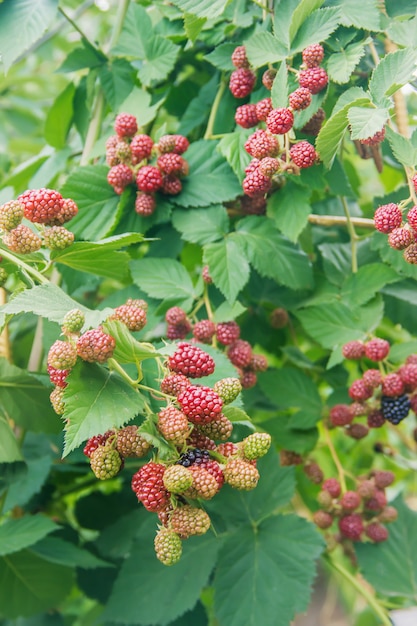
[
  {"x1": 380, "y1": 394, "x2": 411, "y2": 424},
  {"x1": 177, "y1": 448, "x2": 210, "y2": 468}
]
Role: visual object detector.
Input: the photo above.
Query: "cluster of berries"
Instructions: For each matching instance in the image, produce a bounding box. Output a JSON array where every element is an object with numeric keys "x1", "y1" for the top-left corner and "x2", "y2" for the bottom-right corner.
[
  {"x1": 106, "y1": 113, "x2": 189, "y2": 216},
  {"x1": 164, "y1": 307, "x2": 268, "y2": 389},
  {"x1": 309, "y1": 469, "x2": 397, "y2": 545},
  {"x1": 374, "y1": 181, "x2": 417, "y2": 265},
  {"x1": 327, "y1": 338, "x2": 417, "y2": 439},
  {"x1": 82, "y1": 339, "x2": 272, "y2": 566},
  {"x1": 228, "y1": 44, "x2": 327, "y2": 199},
  {"x1": 0, "y1": 188, "x2": 77, "y2": 255},
  {"x1": 48, "y1": 299, "x2": 147, "y2": 415}
]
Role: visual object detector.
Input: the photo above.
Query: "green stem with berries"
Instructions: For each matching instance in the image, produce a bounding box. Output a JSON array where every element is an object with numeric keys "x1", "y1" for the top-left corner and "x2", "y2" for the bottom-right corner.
[
  {"x1": 204, "y1": 77, "x2": 227, "y2": 140},
  {"x1": 340, "y1": 196, "x2": 359, "y2": 273},
  {"x1": 108, "y1": 358, "x2": 139, "y2": 387},
  {"x1": 0, "y1": 247, "x2": 49, "y2": 285}
]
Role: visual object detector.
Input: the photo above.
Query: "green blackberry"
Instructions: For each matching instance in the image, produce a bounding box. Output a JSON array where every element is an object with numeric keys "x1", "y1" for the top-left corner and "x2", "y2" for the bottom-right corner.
[
  {"x1": 177, "y1": 448, "x2": 210, "y2": 468},
  {"x1": 380, "y1": 394, "x2": 411, "y2": 424}
]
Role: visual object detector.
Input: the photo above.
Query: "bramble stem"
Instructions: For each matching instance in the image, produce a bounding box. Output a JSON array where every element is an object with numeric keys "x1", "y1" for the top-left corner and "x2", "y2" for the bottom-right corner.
[
  {"x1": 340, "y1": 197, "x2": 359, "y2": 273},
  {"x1": 137, "y1": 383, "x2": 174, "y2": 401},
  {"x1": 204, "y1": 77, "x2": 227, "y2": 140},
  {"x1": 308, "y1": 214, "x2": 375, "y2": 229},
  {"x1": 108, "y1": 358, "x2": 138, "y2": 387},
  {"x1": 323, "y1": 423, "x2": 347, "y2": 493},
  {"x1": 0, "y1": 247, "x2": 48, "y2": 284},
  {"x1": 58, "y1": 7, "x2": 99, "y2": 50}
]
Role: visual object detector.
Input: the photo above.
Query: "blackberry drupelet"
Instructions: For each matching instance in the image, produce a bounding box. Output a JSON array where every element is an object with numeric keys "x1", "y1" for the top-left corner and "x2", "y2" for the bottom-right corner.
[{"x1": 177, "y1": 448, "x2": 210, "y2": 468}]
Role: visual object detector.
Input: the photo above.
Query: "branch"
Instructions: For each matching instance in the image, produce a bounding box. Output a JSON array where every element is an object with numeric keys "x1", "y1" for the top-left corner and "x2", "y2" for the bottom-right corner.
[{"x1": 308, "y1": 214, "x2": 375, "y2": 229}]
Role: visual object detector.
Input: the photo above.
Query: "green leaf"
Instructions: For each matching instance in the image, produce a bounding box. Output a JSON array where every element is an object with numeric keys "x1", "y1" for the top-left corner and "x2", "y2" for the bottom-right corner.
[
  {"x1": 172, "y1": 0, "x2": 228, "y2": 18},
  {"x1": 172, "y1": 205, "x2": 229, "y2": 244},
  {"x1": 259, "y1": 367, "x2": 322, "y2": 429},
  {"x1": 213, "y1": 300, "x2": 246, "y2": 322},
  {"x1": 217, "y1": 131, "x2": 252, "y2": 181},
  {"x1": 328, "y1": 0, "x2": 381, "y2": 30},
  {"x1": 234, "y1": 217, "x2": 314, "y2": 290},
  {"x1": 0, "y1": 415, "x2": 23, "y2": 463},
  {"x1": 138, "y1": 36, "x2": 179, "y2": 87},
  {"x1": 44, "y1": 82, "x2": 75, "y2": 149},
  {"x1": 222, "y1": 405, "x2": 252, "y2": 426},
  {"x1": 271, "y1": 61, "x2": 289, "y2": 109},
  {"x1": 119, "y1": 87, "x2": 163, "y2": 126},
  {"x1": 387, "y1": 13, "x2": 417, "y2": 47},
  {"x1": 183, "y1": 13, "x2": 206, "y2": 42},
  {"x1": 290, "y1": 8, "x2": 341, "y2": 54},
  {"x1": 327, "y1": 40, "x2": 368, "y2": 84},
  {"x1": 51, "y1": 233, "x2": 144, "y2": 282},
  {"x1": 173, "y1": 140, "x2": 241, "y2": 208},
  {"x1": 0, "y1": 358, "x2": 61, "y2": 434},
  {"x1": 245, "y1": 32, "x2": 288, "y2": 69},
  {"x1": 130, "y1": 257, "x2": 202, "y2": 309},
  {"x1": 289, "y1": 0, "x2": 325, "y2": 43},
  {"x1": 98, "y1": 59, "x2": 135, "y2": 109},
  {"x1": 385, "y1": 126, "x2": 417, "y2": 168},
  {"x1": 4, "y1": 456, "x2": 52, "y2": 513},
  {"x1": 0, "y1": 0, "x2": 58, "y2": 73},
  {"x1": 58, "y1": 40, "x2": 107, "y2": 72},
  {"x1": 205, "y1": 43, "x2": 236, "y2": 71},
  {"x1": 347, "y1": 106, "x2": 389, "y2": 141},
  {"x1": 102, "y1": 320, "x2": 161, "y2": 365},
  {"x1": 0, "y1": 550, "x2": 73, "y2": 618},
  {"x1": 356, "y1": 498, "x2": 417, "y2": 600},
  {"x1": 369, "y1": 48, "x2": 417, "y2": 106},
  {"x1": 267, "y1": 181, "x2": 311, "y2": 242},
  {"x1": 60, "y1": 165, "x2": 120, "y2": 240},
  {"x1": 0, "y1": 516, "x2": 58, "y2": 556},
  {"x1": 111, "y1": 4, "x2": 151, "y2": 57},
  {"x1": 63, "y1": 361, "x2": 145, "y2": 456},
  {"x1": 213, "y1": 515, "x2": 324, "y2": 626},
  {"x1": 203, "y1": 239, "x2": 250, "y2": 304},
  {"x1": 103, "y1": 517, "x2": 219, "y2": 625},
  {"x1": 295, "y1": 296, "x2": 384, "y2": 349},
  {"x1": 30, "y1": 537, "x2": 111, "y2": 569},
  {"x1": 340, "y1": 263, "x2": 400, "y2": 307}
]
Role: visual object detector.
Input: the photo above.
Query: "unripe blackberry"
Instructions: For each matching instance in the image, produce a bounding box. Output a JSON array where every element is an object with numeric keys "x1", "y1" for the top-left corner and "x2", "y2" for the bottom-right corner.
[
  {"x1": 270, "y1": 307, "x2": 289, "y2": 328},
  {"x1": 302, "y1": 43, "x2": 325, "y2": 68},
  {"x1": 360, "y1": 128, "x2": 386, "y2": 146},
  {"x1": 216, "y1": 321, "x2": 240, "y2": 346},
  {"x1": 342, "y1": 340, "x2": 365, "y2": 360},
  {"x1": 280, "y1": 450, "x2": 303, "y2": 466},
  {"x1": 47, "y1": 364, "x2": 69, "y2": 388},
  {"x1": 166, "y1": 321, "x2": 191, "y2": 340},
  {"x1": 186, "y1": 429, "x2": 216, "y2": 451},
  {"x1": 136, "y1": 165, "x2": 163, "y2": 193},
  {"x1": 3, "y1": 224, "x2": 42, "y2": 254},
  {"x1": 106, "y1": 135, "x2": 119, "y2": 166},
  {"x1": 313, "y1": 510, "x2": 333, "y2": 529},
  {"x1": 413, "y1": 174, "x2": 417, "y2": 194},
  {"x1": 365, "y1": 489, "x2": 387, "y2": 511},
  {"x1": 90, "y1": 445, "x2": 123, "y2": 480},
  {"x1": 349, "y1": 402, "x2": 368, "y2": 417},
  {"x1": 404, "y1": 243, "x2": 417, "y2": 264},
  {"x1": 54, "y1": 198, "x2": 78, "y2": 225},
  {"x1": 83, "y1": 430, "x2": 114, "y2": 458},
  {"x1": 242, "y1": 432, "x2": 271, "y2": 460},
  {"x1": 242, "y1": 171, "x2": 271, "y2": 197},
  {"x1": 131, "y1": 462, "x2": 169, "y2": 512},
  {"x1": 365, "y1": 522, "x2": 388, "y2": 543},
  {"x1": 367, "y1": 409, "x2": 385, "y2": 428},
  {"x1": 298, "y1": 67, "x2": 328, "y2": 94},
  {"x1": 365, "y1": 338, "x2": 390, "y2": 361},
  {"x1": 157, "y1": 153, "x2": 186, "y2": 175},
  {"x1": 76, "y1": 328, "x2": 116, "y2": 363},
  {"x1": 193, "y1": 319, "x2": 216, "y2": 344},
  {"x1": 126, "y1": 298, "x2": 148, "y2": 311},
  {"x1": 244, "y1": 129, "x2": 279, "y2": 159},
  {"x1": 241, "y1": 195, "x2": 267, "y2": 215},
  {"x1": 317, "y1": 489, "x2": 333, "y2": 509},
  {"x1": 161, "y1": 175, "x2": 182, "y2": 196},
  {"x1": 262, "y1": 68, "x2": 277, "y2": 90},
  {"x1": 266, "y1": 108, "x2": 294, "y2": 135},
  {"x1": 50, "y1": 386, "x2": 65, "y2": 415},
  {"x1": 130, "y1": 134, "x2": 154, "y2": 162},
  {"x1": 329, "y1": 404, "x2": 353, "y2": 427},
  {"x1": 168, "y1": 342, "x2": 215, "y2": 378},
  {"x1": 304, "y1": 462, "x2": 324, "y2": 484},
  {"x1": 0, "y1": 267, "x2": 8, "y2": 286},
  {"x1": 398, "y1": 363, "x2": 417, "y2": 391},
  {"x1": 289, "y1": 141, "x2": 317, "y2": 168},
  {"x1": 357, "y1": 479, "x2": 376, "y2": 499},
  {"x1": 116, "y1": 425, "x2": 151, "y2": 458},
  {"x1": 373, "y1": 470, "x2": 395, "y2": 489},
  {"x1": 198, "y1": 413, "x2": 233, "y2": 441},
  {"x1": 217, "y1": 441, "x2": 238, "y2": 458},
  {"x1": 158, "y1": 502, "x2": 174, "y2": 526},
  {"x1": 114, "y1": 113, "x2": 138, "y2": 138},
  {"x1": 255, "y1": 97, "x2": 273, "y2": 121},
  {"x1": 258, "y1": 157, "x2": 280, "y2": 177},
  {"x1": 338, "y1": 513, "x2": 364, "y2": 541},
  {"x1": 362, "y1": 369, "x2": 382, "y2": 388},
  {"x1": 135, "y1": 193, "x2": 156, "y2": 216},
  {"x1": 160, "y1": 373, "x2": 191, "y2": 397},
  {"x1": 322, "y1": 478, "x2": 341, "y2": 498},
  {"x1": 163, "y1": 464, "x2": 193, "y2": 493},
  {"x1": 406, "y1": 205, "x2": 417, "y2": 230},
  {"x1": 18, "y1": 188, "x2": 64, "y2": 225},
  {"x1": 154, "y1": 527, "x2": 182, "y2": 566},
  {"x1": 62, "y1": 309, "x2": 85, "y2": 335},
  {"x1": 235, "y1": 104, "x2": 259, "y2": 128},
  {"x1": 157, "y1": 134, "x2": 189, "y2": 155},
  {"x1": 185, "y1": 465, "x2": 220, "y2": 499},
  {"x1": 408, "y1": 353, "x2": 417, "y2": 365},
  {"x1": 249, "y1": 354, "x2": 268, "y2": 372},
  {"x1": 115, "y1": 139, "x2": 132, "y2": 164},
  {"x1": 240, "y1": 370, "x2": 257, "y2": 389},
  {"x1": 214, "y1": 377, "x2": 242, "y2": 404},
  {"x1": 158, "y1": 405, "x2": 190, "y2": 445},
  {"x1": 107, "y1": 164, "x2": 133, "y2": 192},
  {"x1": 374, "y1": 204, "x2": 402, "y2": 234},
  {"x1": 111, "y1": 303, "x2": 147, "y2": 332},
  {"x1": 177, "y1": 385, "x2": 223, "y2": 424},
  {"x1": 301, "y1": 108, "x2": 325, "y2": 136},
  {"x1": 229, "y1": 68, "x2": 256, "y2": 98},
  {"x1": 382, "y1": 373, "x2": 404, "y2": 397},
  {"x1": 202, "y1": 265, "x2": 212, "y2": 284},
  {"x1": 340, "y1": 490, "x2": 361, "y2": 511},
  {"x1": 348, "y1": 379, "x2": 373, "y2": 401},
  {"x1": 231, "y1": 45, "x2": 250, "y2": 69},
  {"x1": 346, "y1": 423, "x2": 369, "y2": 440},
  {"x1": 170, "y1": 505, "x2": 211, "y2": 538},
  {"x1": 47, "y1": 340, "x2": 77, "y2": 370},
  {"x1": 201, "y1": 458, "x2": 224, "y2": 488},
  {"x1": 288, "y1": 87, "x2": 312, "y2": 111},
  {"x1": 379, "y1": 506, "x2": 398, "y2": 523},
  {"x1": 227, "y1": 339, "x2": 253, "y2": 368},
  {"x1": 43, "y1": 226, "x2": 74, "y2": 250},
  {"x1": 224, "y1": 458, "x2": 259, "y2": 490},
  {"x1": 0, "y1": 200, "x2": 24, "y2": 231},
  {"x1": 166, "y1": 306, "x2": 187, "y2": 325}
]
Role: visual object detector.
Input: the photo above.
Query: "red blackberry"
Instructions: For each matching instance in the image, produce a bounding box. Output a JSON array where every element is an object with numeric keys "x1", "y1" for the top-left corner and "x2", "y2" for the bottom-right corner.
[
  {"x1": 130, "y1": 134, "x2": 153, "y2": 162},
  {"x1": 235, "y1": 104, "x2": 259, "y2": 128},
  {"x1": 131, "y1": 462, "x2": 168, "y2": 512},
  {"x1": 302, "y1": 44, "x2": 325, "y2": 68},
  {"x1": 165, "y1": 306, "x2": 187, "y2": 325},
  {"x1": 262, "y1": 68, "x2": 277, "y2": 90},
  {"x1": 362, "y1": 369, "x2": 382, "y2": 388},
  {"x1": 106, "y1": 135, "x2": 119, "y2": 166},
  {"x1": 258, "y1": 157, "x2": 280, "y2": 177},
  {"x1": 111, "y1": 303, "x2": 147, "y2": 332},
  {"x1": 340, "y1": 491, "x2": 361, "y2": 511},
  {"x1": 136, "y1": 165, "x2": 163, "y2": 193},
  {"x1": 107, "y1": 164, "x2": 133, "y2": 193},
  {"x1": 135, "y1": 193, "x2": 156, "y2": 216},
  {"x1": 231, "y1": 45, "x2": 250, "y2": 69},
  {"x1": 18, "y1": 188, "x2": 64, "y2": 225},
  {"x1": 114, "y1": 113, "x2": 138, "y2": 138},
  {"x1": 404, "y1": 243, "x2": 417, "y2": 264},
  {"x1": 3, "y1": 225, "x2": 42, "y2": 254},
  {"x1": 357, "y1": 479, "x2": 376, "y2": 499},
  {"x1": 413, "y1": 174, "x2": 417, "y2": 194},
  {"x1": 266, "y1": 108, "x2": 294, "y2": 135},
  {"x1": 365, "y1": 522, "x2": 388, "y2": 543},
  {"x1": 76, "y1": 328, "x2": 116, "y2": 363},
  {"x1": 227, "y1": 339, "x2": 252, "y2": 368},
  {"x1": 186, "y1": 430, "x2": 216, "y2": 451},
  {"x1": 161, "y1": 175, "x2": 182, "y2": 196},
  {"x1": 217, "y1": 442, "x2": 238, "y2": 458},
  {"x1": 348, "y1": 379, "x2": 373, "y2": 401},
  {"x1": 407, "y1": 205, "x2": 417, "y2": 230},
  {"x1": 166, "y1": 321, "x2": 191, "y2": 340},
  {"x1": 379, "y1": 506, "x2": 398, "y2": 523},
  {"x1": 365, "y1": 338, "x2": 390, "y2": 361},
  {"x1": 338, "y1": 513, "x2": 364, "y2": 541},
  {"x1": 288, "y1": 87, "x2": 312, "y2": 111},
  {"x1": 255, "y1": 98, "x2": 273, "y2": 121},
  {"x1": 350, "y1": 402, "x2": 367, "y2": 417},
  {"x1": 54, "y1": 198, "x2": 78, "y2": 225},
  {"x1": 244, "y1": 129, "x2": 279, "y2": 159},
  {"x1": 242, "y1": 171, "x2": 272, "y2": 197},
  {"x1": 193, "y1": 319, "x2": 216, "y2": 344},
  {"x1": 289, "y1": 141, "x2": 317, "y2": 168},
  {"x1": 157, "y1": 153, "x2": 185, "y2": 175},
  {"x1": 373, "y1": 470, "x2": 395, "y2": 489},
  {"x1": 313, "y1": 510, "x2": 333, "y2": 529},
  {"x1": 398, "y1": 363, "x2": 417, "y2": 390},
  {"x1": 329, "y1": 404, "x2": 353, "y2": 427},
  {"x1": 229, "y1": 68, "x2": 256, "y2": 98},
  {"x1": 157, "y1": 134, "x2": 189, "y2": 155},
  {"x1": 322, "y1": 478, "x2": 341, "y2": 498},
  {"x1": 360, "y1": 128, "x2": 386, "y2": 146},
  {"x1": 201, "y1": 458, "x2": 224, "y2": 489},
  {"x1": 216, "y1": 321, "x2": 240, "y2": 345},
  {"x1": 177, "y1": 385, "x2": 223, "y2": 424},
  {"x1": 367, "y1": 409, "x2": 385, "y2": 428},
  {"x1": 407, "y1": 354, "x2": 417, "y2": 364},
  {"x1": 374, "y1": 203, "x2": 402, "y2": 234},
  {"x1": 249, "y1": 354, "x2": 268, "y2": 372},
  {"x1": 365, "y1": 489, "x2": 387, "y2": 511},
  {"x1": 298, "y1": 67, "x2": 328, "y2": 94},
  {"x1": 47, "y1": 364, "x2": 69, "y2": 388},
  {"x1": 342, "y1": 340, "x2": 365, "y2": 359},
  {"x1": 168, "y1": 342, "x2": 215, "y2": 378},
  {"x1": 83, "y1": 433, "x2": 110, "y2": 458},
  {"x1": 380, "y1": 394, "x2": 410, "y2": 424},
  {"x1": 301, "y1": 108, "x2": 325, "y2": 136},
  {"x1": 382, "y1": 373, "x2": 405, "y2": 397},
  {"x1": 240, "y1": 370, "x2": 257, "y2": 389},
  {"x1": 160, "y1": 373, "x2": 191, "y2": 396}
]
